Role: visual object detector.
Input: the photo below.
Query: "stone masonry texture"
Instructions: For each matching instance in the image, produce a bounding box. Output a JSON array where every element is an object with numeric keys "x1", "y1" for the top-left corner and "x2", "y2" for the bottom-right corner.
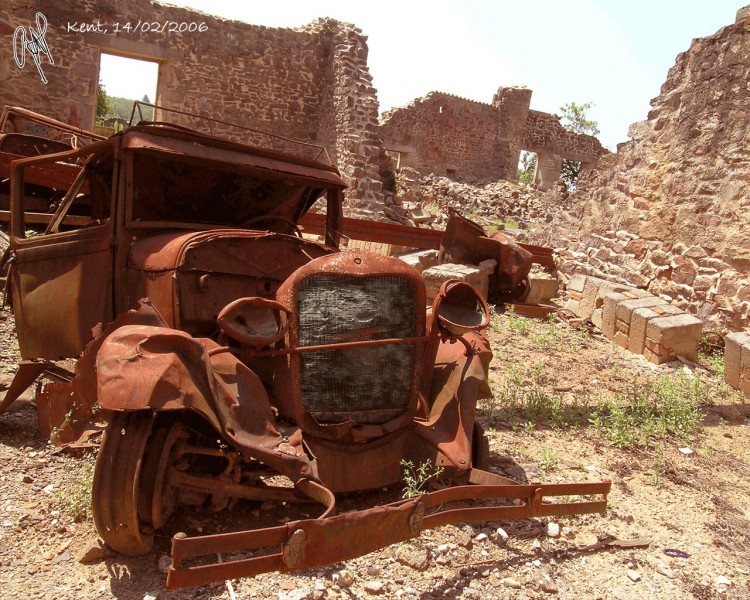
[
  {"x1": 379, "y1": 87, "x2": 607, "y2": 189},
  {"x1": 0, "y1": 0, "x2": 388, "y2": 217},
  {"x1": 537, "y1": 6, "x2": 750, "y2": 331},
  {"x1": 0, "y1": 0, "x2": 607, "y2": 223}
]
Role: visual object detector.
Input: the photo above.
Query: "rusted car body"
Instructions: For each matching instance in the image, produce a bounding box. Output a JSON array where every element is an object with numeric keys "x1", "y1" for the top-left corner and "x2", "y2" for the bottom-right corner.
[{"x1": 2, "y1": 106, "x2": 609, "y2": 588}]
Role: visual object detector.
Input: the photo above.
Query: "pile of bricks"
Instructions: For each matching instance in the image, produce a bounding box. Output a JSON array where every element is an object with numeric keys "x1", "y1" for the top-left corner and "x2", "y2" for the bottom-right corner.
[
  {"x1": 725, "y1": 332, "x2": 750, "y2": 398},
  {"x1": 565, "y1": 275, "x2": 703, "y2": 365}
]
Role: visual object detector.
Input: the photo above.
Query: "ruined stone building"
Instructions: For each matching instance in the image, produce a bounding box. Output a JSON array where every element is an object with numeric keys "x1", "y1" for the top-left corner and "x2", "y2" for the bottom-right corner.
[
  {"x1": 1, "y1": 0, "x2": 604, "y2": 217},
  {"x1": 379, "y1": 87, "x2": 607, "y2": 189},
  {"x1": 542, "y1": 5, "x2": 750, "y2": 329},
  {"x1": 1, "y1": 0, "x2": 386, "y2": 217}
]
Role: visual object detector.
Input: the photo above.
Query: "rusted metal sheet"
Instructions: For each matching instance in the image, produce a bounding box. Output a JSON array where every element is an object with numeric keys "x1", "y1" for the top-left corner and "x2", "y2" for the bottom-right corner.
[
  {"x1": 440, "y1": 212, "x2": 533, "y2": 301},
  {"x1": 299, "y1": 212, "x2": 554, "y2": 267},
  {"x1": 121, "y1": 127, "x2": 344, "y2": 187}
]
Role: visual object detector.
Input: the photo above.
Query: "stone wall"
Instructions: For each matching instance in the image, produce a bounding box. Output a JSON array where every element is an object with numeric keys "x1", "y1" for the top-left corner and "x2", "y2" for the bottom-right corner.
[
  {"x1": 537, "y1": 6, "x2": 750, "y2": 330},
  {"x1": 379, "y1": 93, "x2": 505, "y2": 180},
  {"x1": 379, "y1": 86, "x2": 607, "y2": 189},
  {"x1": 0, "y1": 0, "x2": 386, "y2": 214}
]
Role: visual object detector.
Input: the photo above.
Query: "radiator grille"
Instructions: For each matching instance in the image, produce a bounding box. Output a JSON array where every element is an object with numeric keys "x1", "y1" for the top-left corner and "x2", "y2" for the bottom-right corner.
[{"x1": 297, "y1": 274, "x2": 417, "y2": 424}]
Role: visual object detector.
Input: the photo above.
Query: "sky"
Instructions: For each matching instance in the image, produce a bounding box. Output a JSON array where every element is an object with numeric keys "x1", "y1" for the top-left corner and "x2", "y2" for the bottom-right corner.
[{"x1": 99, "y1": 0, "x2": 745, "y2": 150}]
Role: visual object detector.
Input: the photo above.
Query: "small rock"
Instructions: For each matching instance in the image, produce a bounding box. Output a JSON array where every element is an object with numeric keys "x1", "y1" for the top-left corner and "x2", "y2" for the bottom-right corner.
[
  {"x1": 656, "y1": 562, "x2": 675, "y2": 578},
  {"x1": 157, "y1": 554, "x2": 172, "y2": 574},
  {"x1": 42, "y1": 484, "x2": 56, "y2": 494},
  {"x1": 364, "y1": 580, "x2": 385, "y2": 595},
  {"x1": 21, "y1": 474, "x2": 34, "y2": 484},
  {"x1": 535, "y1": 574, "x2": 558, "y2": 594},
  {"x1": 715, "y1": 575, "x2": 732, "y2": 588},
  {"x1": 455, "y1": 528, "x2": 473, "y2": 548},
  {"x1": 627, "y1": 569, "x2": 641, "y2": 582},
  {"x1": 494, "y1": 527, "x2": 509, "y2": 544},
  {"x1": 396, "y1": 544, "x2": 430, "y2": 571},
  {"x1": 679, "y1": 447, "x2": 694, "y2": 456},
  {"x1": 312, "y1": 582, "x2": 326, "y2": 600},
  {"x1": 503, "y1": 577, "x2": 523, "y2": 589},
  {"x1": 546, "y1": 523, "x2": 560, "y2": 538},
  {"x1": 143, "y1": 593, "x2": 159, "y2": 600},
  {"x1": 280, "y1": 581, "x2": 297, "y2": 591},
  {"x1": 475, "y1": 532, "x2": 488, "y2": 542},
  {"x1": 77, "y1": 539, "x2": 114, "y2": 564},
  {"x1": 366, "y1": 564, "x2": 380, "y2": 577},
  {"x1": 331, "y1": 570, "x2": 353, "y2": 588}
]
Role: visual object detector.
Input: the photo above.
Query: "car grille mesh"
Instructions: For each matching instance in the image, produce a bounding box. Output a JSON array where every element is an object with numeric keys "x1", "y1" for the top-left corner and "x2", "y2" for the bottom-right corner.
[{"x1": 296, "y1": 274, "x2": 416, "y2": 424}]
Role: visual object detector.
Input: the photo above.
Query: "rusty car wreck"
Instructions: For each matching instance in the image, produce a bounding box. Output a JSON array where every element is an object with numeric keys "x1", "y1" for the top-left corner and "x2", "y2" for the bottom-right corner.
[{"x1": 0, "y1": 105, "x2": 610, "y2": 588}]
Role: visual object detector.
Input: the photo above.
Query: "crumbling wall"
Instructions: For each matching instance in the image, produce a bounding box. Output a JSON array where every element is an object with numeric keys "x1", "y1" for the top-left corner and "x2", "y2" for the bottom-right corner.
[
  {"x1": 538, "y1": 6, "x2": 750, "y2": 330},
  {"x1": 0, "y1": 0, "x2": 386, "y2": 215},
  {"x1": 523, "y1": 111, "x2": 607, "y2": 190},
  {"x1": 379, "y1": 86, "x2": 606, "y2": 189},
  {"x1": 379, "y1": 93, "x2": 507, "y2": 180}
]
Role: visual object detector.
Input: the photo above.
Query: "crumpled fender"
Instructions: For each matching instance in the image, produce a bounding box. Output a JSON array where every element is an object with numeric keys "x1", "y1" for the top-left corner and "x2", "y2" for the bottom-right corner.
[
  {"x1": 413, "y1": 331, "x2": 493, "y2": 469},
  {"x1": 96, "y1": 324, "x2": 315, "y2": 481}
]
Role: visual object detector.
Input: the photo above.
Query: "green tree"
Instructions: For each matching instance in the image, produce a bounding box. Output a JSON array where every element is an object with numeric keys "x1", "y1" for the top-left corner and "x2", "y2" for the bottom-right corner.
[
  {"x1": 96, "y1": 79, "x2": 114, "y2": 122},
  {"x1": 559, "y1": 101, "x2": 600, "y2": 190},
  {"x1": 516, "y1": 151, "x2": 537, "y2": 185}
]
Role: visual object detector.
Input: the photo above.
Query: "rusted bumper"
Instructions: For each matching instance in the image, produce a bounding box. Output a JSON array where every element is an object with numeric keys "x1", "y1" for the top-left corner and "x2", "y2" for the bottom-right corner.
[{"x1": 166, "y1": 469, "x2": 610, "y2": 589}]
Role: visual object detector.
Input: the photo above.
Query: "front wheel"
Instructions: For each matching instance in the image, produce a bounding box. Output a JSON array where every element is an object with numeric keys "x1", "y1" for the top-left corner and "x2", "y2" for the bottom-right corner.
[{"x1": 92, "y1": 411, "x2": 156, "y2": 555}]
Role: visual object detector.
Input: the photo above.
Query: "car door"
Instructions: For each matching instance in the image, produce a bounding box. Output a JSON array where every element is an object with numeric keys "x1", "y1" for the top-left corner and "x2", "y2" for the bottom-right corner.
[{"x1": 7, "y1": 143, "x2": 117, "y2": 360}]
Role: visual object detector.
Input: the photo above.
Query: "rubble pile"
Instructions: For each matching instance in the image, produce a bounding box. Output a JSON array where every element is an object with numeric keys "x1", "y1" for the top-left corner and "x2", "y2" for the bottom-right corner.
[{"x1": 384, "y1": 167, "x2": 553, "y2": 232}]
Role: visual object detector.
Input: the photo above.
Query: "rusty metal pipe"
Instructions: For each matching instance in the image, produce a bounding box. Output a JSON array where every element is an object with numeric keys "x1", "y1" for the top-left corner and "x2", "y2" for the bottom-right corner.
[
  {"x1": 207, "y1": 335, "x2": 433, "y2": 358},
  {"x1": 169, "y1": 471, "x2": 305, "y2": 503}
]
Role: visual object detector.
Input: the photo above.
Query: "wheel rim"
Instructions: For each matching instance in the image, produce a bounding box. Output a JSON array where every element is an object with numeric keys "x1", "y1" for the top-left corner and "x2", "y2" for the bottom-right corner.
[{"x1": 150, "y1": 421, "x2": 187, "y2": 529}]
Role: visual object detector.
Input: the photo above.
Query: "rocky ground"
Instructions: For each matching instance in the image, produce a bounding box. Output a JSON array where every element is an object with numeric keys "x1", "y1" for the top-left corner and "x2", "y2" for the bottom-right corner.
[{"x1": 1, "y1": 295, "x2": 749, "y2": 599}]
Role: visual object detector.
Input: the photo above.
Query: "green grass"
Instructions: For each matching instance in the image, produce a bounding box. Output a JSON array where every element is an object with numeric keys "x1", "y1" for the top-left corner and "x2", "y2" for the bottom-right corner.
[
  {"x1": 483, "y1": 363, "x2": 709, "y2": 451},
  {"x1": 482, "y1": 305, "x2": 748, "y2": 452}
]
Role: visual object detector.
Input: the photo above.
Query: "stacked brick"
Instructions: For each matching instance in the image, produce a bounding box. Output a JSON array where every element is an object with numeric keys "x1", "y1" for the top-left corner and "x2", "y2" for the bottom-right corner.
[
  {"x1": 725, "y1": 332, "x2": 750, "y2": 398},
  {"x1": 566, "y1": 275, "x2": 703, "y2": 364}
]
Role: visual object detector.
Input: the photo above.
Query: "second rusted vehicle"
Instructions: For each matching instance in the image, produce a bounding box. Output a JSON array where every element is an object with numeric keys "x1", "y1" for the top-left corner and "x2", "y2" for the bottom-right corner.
[{"x1": 2, "y1": 105, "x2": 609, "y2": 588}]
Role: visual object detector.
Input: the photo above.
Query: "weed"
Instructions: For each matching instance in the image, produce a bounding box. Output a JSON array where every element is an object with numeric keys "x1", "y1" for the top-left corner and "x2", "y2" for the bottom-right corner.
[
  {"x1": 505, "y1": 306, "x2": 529, "y2": 336},
  {"x1": 55, "y1": 451, "x2": 97, "y2": 522},
  {"x1": 530, "y1": 362, "x2": 547, "y2": 385},
  {"x1": 589, "y1": 374, "x2": 703, "y2": 449},
  {"x1": 699, "y1": 349, "x2": 724, "y2": 378},
  {"x1": 540, "y1": 448, "x2": 558, "y2": 473},
  {"x1": 401, "y1": 459, "x2": 444, "y2": 498}
]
